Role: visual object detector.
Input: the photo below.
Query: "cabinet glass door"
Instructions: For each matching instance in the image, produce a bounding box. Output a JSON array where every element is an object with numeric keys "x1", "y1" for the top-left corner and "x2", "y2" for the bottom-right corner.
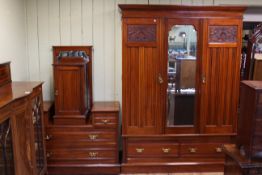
[
  {"x1": 0, "y1": 119, "x2": 15, "y2": 175},
  {"x1": 166, "y1": 19, "x2": 200, "y2": 133}
]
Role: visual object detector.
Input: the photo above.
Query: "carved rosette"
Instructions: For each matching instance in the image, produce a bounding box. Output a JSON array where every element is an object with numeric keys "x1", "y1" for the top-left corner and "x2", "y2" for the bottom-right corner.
[
  {"x1": 209, "y1": 26, "x2": 237, "y2": 43},
  {"x1": 127, "y1": 24, "x2": 156, "y2": 42}
]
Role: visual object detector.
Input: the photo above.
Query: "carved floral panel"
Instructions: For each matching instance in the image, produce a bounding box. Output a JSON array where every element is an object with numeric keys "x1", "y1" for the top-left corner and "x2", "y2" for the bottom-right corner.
[
  {"x1": 209, "y1": 26, "x2": 237, "y2": 43},
  {"x1": 127, "y1": 24, "x2": 156, "y2": 42}
]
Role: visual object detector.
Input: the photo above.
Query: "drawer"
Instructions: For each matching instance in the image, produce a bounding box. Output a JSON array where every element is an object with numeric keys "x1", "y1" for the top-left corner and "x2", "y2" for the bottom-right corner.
[
  {"x1": 127, "y1": 142, "x2": 179, "y2": 158},
  {"x1": 93, "y1": 113, "x2": 117, "y2": 128},
  {"x1": 45, "y1": 131, "x2": 117, "y2": 149},
  {"x1": 47, "y1": 148, "x2": 117, "y2": 163},
  {"x1": 180, "y1": 143, "x2": 224, "y2": 157},
  {"x1": 46, "y1": 148, "x2": 116, "y2": 159}
]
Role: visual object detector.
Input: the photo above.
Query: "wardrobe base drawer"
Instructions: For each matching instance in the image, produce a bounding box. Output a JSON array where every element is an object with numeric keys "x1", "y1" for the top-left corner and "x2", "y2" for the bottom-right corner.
[
  {"x1": 47, "y1": 163, "x2": 120, "y2": 175},
  {"x1": 180, "y1": 143, "x2": 224, "y2": 157},
  {"x1": 127, "y1": 142, "x2": 179, "y2": 158},
  {"x1": 121, "y1": 162, "x2": 224, "y2": 173}
]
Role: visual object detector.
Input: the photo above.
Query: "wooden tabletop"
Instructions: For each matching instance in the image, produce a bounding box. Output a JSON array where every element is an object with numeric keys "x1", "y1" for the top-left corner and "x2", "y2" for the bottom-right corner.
[{"x1": 0, "y1": 81, "x2": 43, "y2": 108}]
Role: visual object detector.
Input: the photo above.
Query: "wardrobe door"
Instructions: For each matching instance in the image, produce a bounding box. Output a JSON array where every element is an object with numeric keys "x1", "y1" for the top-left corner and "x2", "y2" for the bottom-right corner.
[
  {"x1": 200, "y1": 19, "x2": 242, "y2": 134},
  {"x1": 165, "y1": 18, "x2": 201, "y2": 134},
  {"x1": 122, "y1": 18, "x2": 163, "y2": 135}
]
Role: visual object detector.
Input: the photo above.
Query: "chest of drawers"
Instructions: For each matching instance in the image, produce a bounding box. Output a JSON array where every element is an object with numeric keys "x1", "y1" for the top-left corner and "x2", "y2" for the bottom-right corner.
[{"x1": 44, "y1": 101, "x2": 120, "y2": 175}]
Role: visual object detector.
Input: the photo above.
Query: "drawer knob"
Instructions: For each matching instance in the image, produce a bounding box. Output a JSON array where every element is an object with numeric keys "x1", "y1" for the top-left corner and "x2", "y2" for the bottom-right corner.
[
  {"x1": 89, "y1": 152, "x2": 98, "y2": 157},
  {"x1": 162, "y1": 148, "x2": 171, "y2": 153},
  {"x1": 216, "y1": 147, "x2": 222, "y2": 153},
  {"x1": 102, "y1": 119, "x2": 109, "y2": 124},
  {"x1": 46, "y1": 152, "x2": 52, "y2": 158},
  {"x1": 89, "y1": 134, "x2": 98, "y2": 140},
  {"x1": 189, "y1": 148, "x2": 197, "y2": 153},
  {"x1": 45, "y1": 135, "x2": 52, "y2": 141},
  {"x1": 136, "y1": 148, "x2": 144, "y2": 153}
]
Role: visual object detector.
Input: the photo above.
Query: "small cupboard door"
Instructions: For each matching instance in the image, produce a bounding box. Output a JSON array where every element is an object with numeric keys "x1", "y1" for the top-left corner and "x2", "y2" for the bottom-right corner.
[
  {"x1": 122, "y1": 18, "x2": 164, "y2": 135},
  {"x1": 165, "y1": 18, "x2": 201, "y2": 134},
  {"x1": 54, "y1": 66, "x2": 82, "y2": 115},
  {"x1": 200, "y1": 18, "x2": 242, "y2": 134}
]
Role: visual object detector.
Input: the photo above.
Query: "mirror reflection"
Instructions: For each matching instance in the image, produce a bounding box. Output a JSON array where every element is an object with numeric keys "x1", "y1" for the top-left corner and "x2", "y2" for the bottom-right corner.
[{"x1": 167, "y1": 25, "x2": 197, "y2": 127}]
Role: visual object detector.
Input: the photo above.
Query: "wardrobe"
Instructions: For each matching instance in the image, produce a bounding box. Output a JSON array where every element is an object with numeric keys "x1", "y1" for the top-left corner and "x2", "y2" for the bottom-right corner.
[{"x1": 120, "y1": 5, "x2": 246, "y2": 173}]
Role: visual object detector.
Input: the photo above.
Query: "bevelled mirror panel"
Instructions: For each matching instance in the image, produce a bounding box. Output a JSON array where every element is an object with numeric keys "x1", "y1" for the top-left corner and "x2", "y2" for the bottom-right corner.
[{"x1": 167, "y1": 25, "x2": 197, "y2": 127}]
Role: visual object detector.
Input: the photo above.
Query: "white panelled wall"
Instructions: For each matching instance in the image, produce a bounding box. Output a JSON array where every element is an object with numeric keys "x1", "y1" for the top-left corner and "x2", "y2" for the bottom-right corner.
[
  {"x1": 25, "y1": 0, "x2": 262, "y2": 102},
  {"x1": 0, "y1": 0, "x2": 27, "y2": 81}
]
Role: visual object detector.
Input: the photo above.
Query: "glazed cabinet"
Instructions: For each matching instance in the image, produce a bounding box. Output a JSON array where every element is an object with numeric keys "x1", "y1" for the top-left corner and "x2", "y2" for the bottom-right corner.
[
  {"x1": 120, "y1": 5, "x2": 245, "y2": 173},
  {"x1": 0, "y1": 62, "x2": 47, "y2": 175}
]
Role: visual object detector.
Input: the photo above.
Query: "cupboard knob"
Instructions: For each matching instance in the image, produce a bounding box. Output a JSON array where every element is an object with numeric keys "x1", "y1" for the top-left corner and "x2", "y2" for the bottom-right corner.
[
  {"x1": 162, "y1": 148, "x2": 171, "y2": 153},
  {"x1": 189, "y1": 148, "x2": 197, "y2": 153},
  {"x1": 55, "y1": 90, "x2": 58, "y2": 96},
  {"x1": 102, "y1": 119, "x2": 109, "y2": 124},
  {"x1": 89, "y1": 134, "x2": 98, "y2": 140},
  {"x1": 46, "y1": 152, "x2": 52, "y2": 158},
  {"x1": 89, "y1": 152, "x2": 98, "y2": 157},
  {"x1": 216, "y1": 147, "x2": 222, "y2": 153},
  {"x1": 45, "y1": 135, "x2": 52, "y2": 141},
  {"x1": 136, "y1": 148, "x2": 144, "y2": 153}
]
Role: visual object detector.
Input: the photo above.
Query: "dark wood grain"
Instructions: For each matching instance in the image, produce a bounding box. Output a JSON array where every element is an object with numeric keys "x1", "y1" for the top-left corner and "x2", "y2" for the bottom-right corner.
[
  {"x1": 0, "y1": 62, "x2": 11, "y2": 87},
  {"x1": 237, "y1": 81, "x2": 262, "y2": 160}
]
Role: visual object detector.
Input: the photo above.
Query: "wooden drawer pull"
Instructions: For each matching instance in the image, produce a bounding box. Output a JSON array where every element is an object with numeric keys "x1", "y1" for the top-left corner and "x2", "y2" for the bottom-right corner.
[
  {"x1": 89, "y1": 152, "x2": 98, "y2": 157},
  {"x1": 89, "y1": 134, "x2": 98, "y2": 140},
  {"x1": 102, "y1": 119, "x2": 109, "y2": 124},
  {"x1": 45, "y1": 135, "x2": 52, "y2": 141},
  {"x1": 189, "y1": 148, "x2": 197, "y2": 153},
  {"x1": 162, "y1": 148, "x2": 171, "y2": 153},
  {"x1": 136, "y1": 148, "x2": 144, "y2": 153},
  {"x1": 216, "y1": 147, "x2": 222, "y2": 153}
]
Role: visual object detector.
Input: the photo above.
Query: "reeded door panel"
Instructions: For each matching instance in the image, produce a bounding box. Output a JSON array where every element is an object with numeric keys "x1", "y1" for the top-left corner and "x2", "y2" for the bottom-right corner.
[
  {"x1": 200, "y1": 19, "x2": 242, "y2": 134},
  {"x1": 122, "y1": 18, "x2": 163, "y2": 135}
]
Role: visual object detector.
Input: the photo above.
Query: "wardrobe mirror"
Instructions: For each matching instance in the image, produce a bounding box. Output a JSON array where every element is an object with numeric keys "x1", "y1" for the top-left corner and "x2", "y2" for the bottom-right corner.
[{"x1": 167, "y1": 25, "x2": 197, "y2": 127}]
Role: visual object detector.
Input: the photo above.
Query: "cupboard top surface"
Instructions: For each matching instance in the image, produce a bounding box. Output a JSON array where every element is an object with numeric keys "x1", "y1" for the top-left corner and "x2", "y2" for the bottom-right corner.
[
  {"x1": 241, "y1": 81, "x2": 262, "y2": 90},
  {"x1": 0, "y1": 82, "x2": 43, "y2": 108},
  {"x1": 118, "y1": 4, "x2": 246, "y2": 12},
  {"x1": 91, "y1": 102, "x2": 120, "y2": 112}
]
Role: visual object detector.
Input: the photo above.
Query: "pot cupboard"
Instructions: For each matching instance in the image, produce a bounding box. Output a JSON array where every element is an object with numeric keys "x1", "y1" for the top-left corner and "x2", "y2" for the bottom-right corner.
[{"x1": 120, "y1": 4, "x2": 246, "y2": 173}]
